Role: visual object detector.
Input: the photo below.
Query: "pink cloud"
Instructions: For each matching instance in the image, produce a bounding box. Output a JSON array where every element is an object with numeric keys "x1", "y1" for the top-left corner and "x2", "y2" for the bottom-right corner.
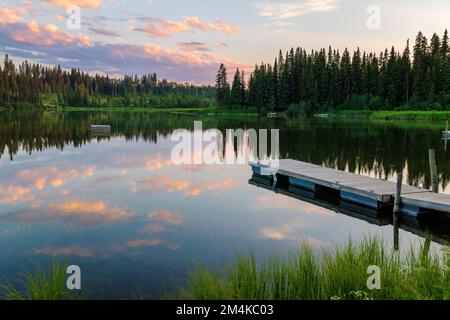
[
  {"x1": 217, "y1": 42, "x2": 228, "y2": 48},
  {"x1": 89, "y1": 27, "x2": 121, "y2": 37},
  {"x1": 9, "y1": 20, "x2": 92, "y2": 47},
  {"x1": 134, "y1": 19, "x2": 189, "y2": 38},
  {"x1": 20, "y1": 0, "x2": 33, "y2": 9},
  {"x1": 0, "y1": 24, "x2": 249, "y2": 84},
  {"x1": 43, "y1": 0, "x2": 102, "y2": 9},
  {"x1": 184, "y1": 16, "x2": 240, "y2": 35},
  {"x1": 0, "y1": 5, "x2": 26, "y2": 24},
  {"x1": 177, "y1": 41, "x2": 210, "y2": 52},
  {"x1": 133, "y1": 16, "x2": 239, "y2": 38},
  {"x1": 107, "y1": 43, "x2": 251, "y2": 76},
  {"x1": 109, "y1": 43, "x2": 209, "y2": 66}
]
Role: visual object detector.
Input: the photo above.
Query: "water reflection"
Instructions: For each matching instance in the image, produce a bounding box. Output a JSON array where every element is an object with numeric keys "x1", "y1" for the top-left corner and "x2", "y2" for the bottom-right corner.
[
  {"x1": 249, "y1": 176, "x2": 450, "y2": 245},
  {"x1": 1, "y1": 111, "x2": 449, "y2": 192},
  {"x1": 0, "y1": 110, "x2": 449, "y2": 298}
]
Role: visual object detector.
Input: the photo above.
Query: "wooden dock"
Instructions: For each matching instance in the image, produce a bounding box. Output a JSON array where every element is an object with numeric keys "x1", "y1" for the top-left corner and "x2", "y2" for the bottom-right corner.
[
  {"x1": 90, "y1": 125, "x2": 111, "y2": 131},
  {"x1": 251, "y1": 159, "x2": 450, "y2": 216},
  {"x1": 89, "y1": 125, "x2": 111, "y2": 136}
]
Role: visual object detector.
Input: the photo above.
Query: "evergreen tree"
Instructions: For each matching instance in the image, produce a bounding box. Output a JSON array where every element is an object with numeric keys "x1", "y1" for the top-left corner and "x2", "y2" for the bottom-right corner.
[
  {"x1": 215, "y1": 63, "x2": 230, "y2": 105},
  {"x1": 412, "y1": 31, "x2": 430, "y2": 102},
  {"x1": 240, "y1": 70, "x2": 246, "y2": 106},
  {"x1": 230, "y1": 68, "x2": 243, "y2": 107}
]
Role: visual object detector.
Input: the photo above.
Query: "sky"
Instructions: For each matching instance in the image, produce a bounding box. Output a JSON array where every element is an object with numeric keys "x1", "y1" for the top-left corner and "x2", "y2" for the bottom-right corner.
[{"x1": 0, "y1": 0, "x2": 449, "y2": 84}]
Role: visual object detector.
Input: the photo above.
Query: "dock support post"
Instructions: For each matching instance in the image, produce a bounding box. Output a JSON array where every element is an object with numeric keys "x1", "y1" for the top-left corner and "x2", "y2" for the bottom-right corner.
[
  {"x1": 445, "y1": 120, "x2": 448, "y2": 151},
  {"x1": 429, "y1": 149, "x2": 438, "y2": 193},
  {"x1": 272, "y1": 172, "x2": 278, "y2": 190},
  {"x1": 393, "y1": 172, "x2": 403, "y2": 251}
]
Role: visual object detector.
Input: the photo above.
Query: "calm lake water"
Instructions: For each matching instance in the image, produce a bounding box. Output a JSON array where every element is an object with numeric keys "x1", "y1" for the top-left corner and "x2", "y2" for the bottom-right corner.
[{"x1": 0, "y1": 111, "x2": 449, "y2": 299}]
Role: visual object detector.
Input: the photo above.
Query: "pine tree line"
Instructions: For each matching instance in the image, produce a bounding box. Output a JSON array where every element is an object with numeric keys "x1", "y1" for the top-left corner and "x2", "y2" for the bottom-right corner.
[
  {"x1": 0, "y1": 55, "x2": 215, "y2": 108},
  {"x1": 216, "y1": 30, "x2": 450, "y2": 114}
]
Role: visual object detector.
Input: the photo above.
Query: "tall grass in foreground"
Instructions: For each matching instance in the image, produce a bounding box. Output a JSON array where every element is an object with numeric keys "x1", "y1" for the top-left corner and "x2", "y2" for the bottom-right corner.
[
  {"x1": 184, "y1": 237, "x2": 450, "y2": 300},
  {"x1": 1, "y1": 261, "x2": 80, "y2": 300}
]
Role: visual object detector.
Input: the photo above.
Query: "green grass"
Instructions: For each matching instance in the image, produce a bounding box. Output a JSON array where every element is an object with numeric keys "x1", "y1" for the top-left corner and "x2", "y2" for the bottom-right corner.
[
  {"x1": 40, "y1": 105, "x2": 260, "y2": 118},
  {"x1": 371, "y1": 111, "x2": 450, "y2": 121},
  {"x1": 1, "y1": 261, "x2": 81, "y2": 300},
  {"x1": 182, "y1": 237, "x2": 450, "y2": 300},
  {"x1": 332, "y1": 110, "x2": 450, "y2": 121},
  {"x1": 46, "y1": 105, "x2": 209, "y2": 113}
]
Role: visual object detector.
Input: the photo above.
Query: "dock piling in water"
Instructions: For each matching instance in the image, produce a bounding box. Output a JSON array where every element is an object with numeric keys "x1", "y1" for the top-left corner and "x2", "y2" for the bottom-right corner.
[
  {"x1": 429, "y1": 149, "x2": 438, "y2": 193},
  {"x1": 445, "y1": 120, "x2": 449, "y2": 151},
  {"x1": 393, "y1": 172, "x2": 403, "y2": 251}
]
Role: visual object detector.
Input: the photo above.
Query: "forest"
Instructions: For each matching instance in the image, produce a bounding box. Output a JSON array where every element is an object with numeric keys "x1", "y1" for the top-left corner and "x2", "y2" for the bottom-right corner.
[
  {"x1": 216, "y1": 30, "x2": 450, "y2": 115},
  {"x1": 0, "y1": 55, "x2": 215, "y2": 109},
  {"x1": 2, "y1": 30, "x2": 450, "y2": 114}
]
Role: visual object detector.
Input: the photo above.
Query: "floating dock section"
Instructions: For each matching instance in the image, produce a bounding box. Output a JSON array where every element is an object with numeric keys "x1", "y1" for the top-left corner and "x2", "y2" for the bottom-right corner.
[
  {"x1": 89, "y1": 125, "x2": 111, "y2": 136},
  {"x1": 251, "y1": 159, "x2": 450, "y2": 216},
  {"x1": 90, "y1": 125, "x2": 111, "y2": 131}
]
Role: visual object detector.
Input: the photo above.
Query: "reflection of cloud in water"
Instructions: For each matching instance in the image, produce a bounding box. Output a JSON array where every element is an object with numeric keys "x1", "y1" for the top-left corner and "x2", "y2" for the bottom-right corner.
[
  {"x1": 131, "y1": 175, "x2": 238, "y2": 197},
  {"x1": 208, "y1": 179, "x2": 237, "y2": 192},
  {"x1": 0, "y1": 184, "x2": 34, "y2": 204},
  {"x1": 142, "y1": 223, "x2": 165, "y2": 234},
  {"x1": 259, "y1": 220, "x2": 308, "y2": 241},
  {"x1": 34, "y1": 246, "x2": 93, "y2": 257},
  {"x1": 16, "y1": 165, "x2": 95, "y2": 190},
  {"x1": 126, "y1": 239, "x2": 164, "y2": 248},
  {"x1": 1, "y1": 199, "x2": 135, "y2": 226},
  {"x1": 61, "y1": 189, "x2": 72, "y2": 196},
  {"x1": 33, "y1": 239, "x2": 181, "y2": 258},
  {"x1": 259, "y1": 222, "x2": 329, "y2": 248},
  {"x1": 106, "y1": 238, "x2": 180, "y2": 255},
  {"x1": 149, "y1": 210, "x2": 183, "y2": 225},
  {"x1": 146, "y1": 154, "x2": 172, "y2": 171},
  {"x1": 253, "y1": 195, "x2": 337, "y2": 217}
]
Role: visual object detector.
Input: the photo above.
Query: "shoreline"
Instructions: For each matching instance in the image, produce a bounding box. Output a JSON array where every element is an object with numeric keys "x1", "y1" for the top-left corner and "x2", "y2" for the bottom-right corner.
[{"x1": 1, "y1": 106, "x2": 450, "y2": 121}]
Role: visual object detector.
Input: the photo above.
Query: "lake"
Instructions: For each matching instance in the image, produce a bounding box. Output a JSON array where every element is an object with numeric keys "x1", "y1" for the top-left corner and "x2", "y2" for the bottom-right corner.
[{"x1": 0, "y1": 111, "x2": 449, "y2": 299}]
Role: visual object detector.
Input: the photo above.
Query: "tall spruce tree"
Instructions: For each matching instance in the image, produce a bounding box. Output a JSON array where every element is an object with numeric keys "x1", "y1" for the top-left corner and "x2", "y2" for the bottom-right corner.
[
  {"x1": 215, "y1": 63, "x2": 230, "y2": 105},
  {"x1": 230, "y1": 68, "x2": 243, "y2": 107}
]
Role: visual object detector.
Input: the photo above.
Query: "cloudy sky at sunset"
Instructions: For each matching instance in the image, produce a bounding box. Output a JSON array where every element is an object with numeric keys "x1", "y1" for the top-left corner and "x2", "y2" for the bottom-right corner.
[{"x1": 0, "y1": 0, "x2": 449, "y2": 84}]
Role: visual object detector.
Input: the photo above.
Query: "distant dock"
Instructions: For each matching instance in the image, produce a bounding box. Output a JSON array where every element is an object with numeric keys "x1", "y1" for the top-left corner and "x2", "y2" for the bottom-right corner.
[
  {"x1": 90, "y1": 125, "x2": 111, "y2": 131},
  {"x1": 250, "y1": 159, "x2": 450, "y2": 216},
  {"x1": 89, "y1": 125, "x2": 111, "y2": 136}
]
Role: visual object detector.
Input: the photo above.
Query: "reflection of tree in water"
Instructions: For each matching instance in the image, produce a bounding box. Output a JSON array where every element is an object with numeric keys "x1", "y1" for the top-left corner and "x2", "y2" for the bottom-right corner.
[
  {"x1": 280, "y1": 120, "x2": 450, "y2": 191},
  {"x1": 1, "y1": 112, "x2": 449, "y2": 191}
]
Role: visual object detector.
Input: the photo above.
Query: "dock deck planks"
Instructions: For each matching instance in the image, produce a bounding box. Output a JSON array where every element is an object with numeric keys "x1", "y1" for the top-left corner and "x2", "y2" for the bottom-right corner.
[{"x1": 254, "y1": 159, "x2": 450, "y2": 214}]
